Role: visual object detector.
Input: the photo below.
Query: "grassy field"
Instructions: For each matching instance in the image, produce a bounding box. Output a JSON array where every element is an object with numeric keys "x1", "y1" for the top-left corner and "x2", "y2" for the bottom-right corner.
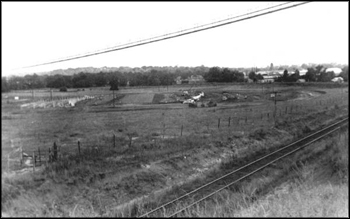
[
  {"x1": 2, "y1": 83, "x2": 347, "y2": 154},
  {"x1": 1, "y1": 82, "x2": 348, "y2": 217}
]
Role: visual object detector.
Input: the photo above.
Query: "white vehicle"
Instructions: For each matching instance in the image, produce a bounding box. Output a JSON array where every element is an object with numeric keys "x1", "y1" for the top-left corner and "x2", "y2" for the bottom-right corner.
[
  {"x1": 183, "y1": 92, "x2": 204, "y2": 104},
  {"x1": 192, "y1": 92, "x2": 204, "y2": 101}
]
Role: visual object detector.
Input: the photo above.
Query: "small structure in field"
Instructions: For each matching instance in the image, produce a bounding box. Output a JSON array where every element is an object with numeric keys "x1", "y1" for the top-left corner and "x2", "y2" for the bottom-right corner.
[
  {"x1": 183, "y1": 99, "x2": 195, "y2": 104},
  {"x1": 331, "y1": 77, "x2": 344, "y2": 83},
  {"x1": 182, "y1": 91, "x2": 204, "y2": 104}
]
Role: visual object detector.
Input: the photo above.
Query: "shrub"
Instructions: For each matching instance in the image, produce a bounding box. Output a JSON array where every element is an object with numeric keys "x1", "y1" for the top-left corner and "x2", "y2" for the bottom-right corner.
[
  {"x1": 59, "y1": 87, "x2": 68, "y2": 92},
  {"x1": 189, "y1": 103, "x2": 197, "y2": 108}
]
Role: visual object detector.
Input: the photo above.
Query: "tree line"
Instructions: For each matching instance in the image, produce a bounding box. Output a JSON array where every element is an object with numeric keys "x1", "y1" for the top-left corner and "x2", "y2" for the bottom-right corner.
[
  {"x1": 2, "y1": 67, "x2": 208, "y2": 93},
  {"x1": 203, "y1": 67, "x2": 245, "y2": 82},
  {"x1": 275, "y1": 65, "x2": 348, "y2": 82},
  {"x1": 2, "y1": 65, "x2": 348, "y2": 93}
]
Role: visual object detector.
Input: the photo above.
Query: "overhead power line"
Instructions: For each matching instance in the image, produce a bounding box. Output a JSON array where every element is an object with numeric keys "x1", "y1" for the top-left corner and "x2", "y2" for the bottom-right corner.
[{"x1": 17, "y1": 1, "x2": 310, "y2": 69}]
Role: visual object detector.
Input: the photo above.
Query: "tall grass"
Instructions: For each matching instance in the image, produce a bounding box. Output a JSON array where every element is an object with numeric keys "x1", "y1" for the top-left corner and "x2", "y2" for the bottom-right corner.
[{"x1": 165, "y1": 127, "x2": 349, "y2": 217}]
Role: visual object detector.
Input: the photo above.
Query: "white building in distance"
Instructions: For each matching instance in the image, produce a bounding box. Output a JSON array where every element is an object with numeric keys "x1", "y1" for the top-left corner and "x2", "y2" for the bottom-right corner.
[{"x1": 326, "y1": 67, "x2": 342, "y2": 76}]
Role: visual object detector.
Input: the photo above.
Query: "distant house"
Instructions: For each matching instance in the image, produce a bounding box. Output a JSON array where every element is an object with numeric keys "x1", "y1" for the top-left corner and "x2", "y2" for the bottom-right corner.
[
  {"x1": 297, "y1": 79, "x2": 306, "y2": 83},
  {"x1": 256, "y1": 71, "x2": 268, "y2": 76},
  {"x1": 271, "y1": 72, "x2": 282, "y2": 78},
  {"x1": 175, "y1": 75, "x2": 204, "y2": 84},
  {"x1": 326, "y1": 67, "x2": 342, "y2": 76},
  {"x1": 260, "y1": 75, "x2": 275, "y2": 83},
  {"x1": 331, "y1": 77, "x2": 344, "y2": 83},
  {"x1": 257, "y1": 75, "x2": 275, "y2": 83},
  {"x1": 276, "y1": 70, "x2": 285, "y2": 75},
  {"x1": 182, "y1": 79, "x2": 189, "y2": 84},
  {"x1": 188, "y1": 75, "x2": 205, "y2": 84},
  {"x1": 299, "y1": 69, "x2": 307, "y2": 76}
]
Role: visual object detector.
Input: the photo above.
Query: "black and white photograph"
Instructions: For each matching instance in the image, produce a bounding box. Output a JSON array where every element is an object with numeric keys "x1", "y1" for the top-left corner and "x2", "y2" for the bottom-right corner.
[{"x1": 2, "y1": 1, "x2": 348, "y2": 217}]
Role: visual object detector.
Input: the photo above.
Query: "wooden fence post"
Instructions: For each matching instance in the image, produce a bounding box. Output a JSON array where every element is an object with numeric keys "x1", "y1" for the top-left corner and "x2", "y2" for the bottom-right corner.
[
  {"x1": 181, "y1": 125, "x2": 183, "y2": 136},
  {"x1": 33, "y1": 152, "x2": 36, "y2": 172},
  {"x1": 113, "y1": 134, "x2": 116, "y2": 148},
  {"x1": 49, "y1": 147, "x2": 51, "y2": 163},
  {"x1": 38, "y1": 147, "x2": 41, "y2": 166},
  {"x1": 228, "y1": 117, "x2": 231, "y2": 127},
  {"x1": 78, "y1": 141, "x2": 81, "y2": 156},
  {"x1": 53, "y1": 142, "x2": 57, "y2": 162},
  {"x1": 58, "y1": 145, "x2": 61, "y2": 161},
  {"x1": 218, "y1": 118, "x2": 221, "y2": 129},
  {"x1": 20, "y1": 146, "x2": 23, "y2": 166},
  {"x1": 7, "y1": 154, "x2": 10, "y2": 172}
]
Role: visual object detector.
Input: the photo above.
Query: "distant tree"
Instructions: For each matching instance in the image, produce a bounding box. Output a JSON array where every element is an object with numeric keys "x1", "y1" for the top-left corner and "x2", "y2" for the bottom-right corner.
[
  {"x1": 71, "y1": 72, "x2": 94, "y2": 88},
  {"x1": 318, "y1": 71, "x2": 335, "y2": 82},
  {"x1": 203, "y1": 67, "x2": 222, "y2": 82},
  {"x1": 283, "y1": 69, "x2": 289, "y2": 80},
  {"x1": 339, "y1": 66, "x2": 348, "y2": 82},
  {"x1": 22, "y1": 73, "x2": 46, "y2": 89},
  {"x1": 148, "y1": 70, "x2": 162, "y2": 86},
  {"x1": 109, "y1": 77, "x2": 119, "y2": 90},
  {"x1": 1, "y1": 77, "x2": 10, "y2": 92},
  {"x1": 288, "y1": 73, "x2": 299, "y2": 82},
  {"x1": 222, "y1": 68, "x2": 233, "y2": 82},
  {"x1": 315, "y1": 65, "x2": 324, "y2": 74},
  {"x1": 46, "y1": 75, "x2": 69, "y2": 88},
  {"x1": 232, "y1": 71, "x2": 245, "y2": 82},
  {"x1": 256, "y1": 74, "x2": 264, "y2": 80},
  {"x1": 248, "y1": 71, "x2": 256, "y2": 80},
  {"x1": 95, "y1": 72, "x2": 107, "y2": 87},
  {"x1": 305, "y1": 68, "x2": 317, "y2": 82},
  {"x1": 8, "y1": 76, "x2": 26, "y2": 90},
  {"x1": 301, "y1": 63, "x2": 308, "y2": 69}
]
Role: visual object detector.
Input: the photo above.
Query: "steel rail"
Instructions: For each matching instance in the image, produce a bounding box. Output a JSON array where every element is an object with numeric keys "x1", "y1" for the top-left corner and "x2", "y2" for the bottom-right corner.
[
  {"x1": 139, "y1": 117, "x2": 348, "y2": 217},
  {"x1": 166, "y1": 123, "x2": 348, "y2": 217}
]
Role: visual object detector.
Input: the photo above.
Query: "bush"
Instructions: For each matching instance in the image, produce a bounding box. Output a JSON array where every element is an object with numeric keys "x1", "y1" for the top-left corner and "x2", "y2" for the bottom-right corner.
[
  {"x1": 189, "y1": 103, "x2": 197, "y2": 108},
  {"x1": 208, "y1": 100, "x2": 217, "y2": 107},
  {"x1": 59, "y1": 87, "x2": 68, "y2": 92}
]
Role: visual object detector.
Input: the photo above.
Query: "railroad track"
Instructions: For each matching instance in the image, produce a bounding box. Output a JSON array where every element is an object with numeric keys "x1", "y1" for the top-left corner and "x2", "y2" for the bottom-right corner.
[{"x1": 138, "y1": 117, "x2": 348, "y2": 217}]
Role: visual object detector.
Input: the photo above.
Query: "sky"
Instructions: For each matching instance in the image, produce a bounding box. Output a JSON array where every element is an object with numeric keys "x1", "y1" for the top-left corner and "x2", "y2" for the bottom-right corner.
[{"x1": 2, "y1": 1, "x2": 348, "y2": 77}]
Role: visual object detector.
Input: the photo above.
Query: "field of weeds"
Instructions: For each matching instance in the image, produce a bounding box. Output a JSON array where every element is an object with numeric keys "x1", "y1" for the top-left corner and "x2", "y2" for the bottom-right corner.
[
  {"x1": 163, "y1": 126, "x2": 348, "y2": 217},
  {"x1": 1, "y1": 83, "x2": 348, "y2": 217}
]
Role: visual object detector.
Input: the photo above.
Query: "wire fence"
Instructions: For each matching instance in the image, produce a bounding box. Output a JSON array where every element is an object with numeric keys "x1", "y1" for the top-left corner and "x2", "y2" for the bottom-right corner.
[{"x1": 2, "y1": 91, "x2": 348, "y2": 173}]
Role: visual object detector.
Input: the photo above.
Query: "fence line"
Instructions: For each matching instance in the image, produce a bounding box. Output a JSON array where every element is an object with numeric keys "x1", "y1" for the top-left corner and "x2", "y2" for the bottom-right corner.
[{"x1": 3, "y1": 94, "x2": 347, "y2": 173}]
